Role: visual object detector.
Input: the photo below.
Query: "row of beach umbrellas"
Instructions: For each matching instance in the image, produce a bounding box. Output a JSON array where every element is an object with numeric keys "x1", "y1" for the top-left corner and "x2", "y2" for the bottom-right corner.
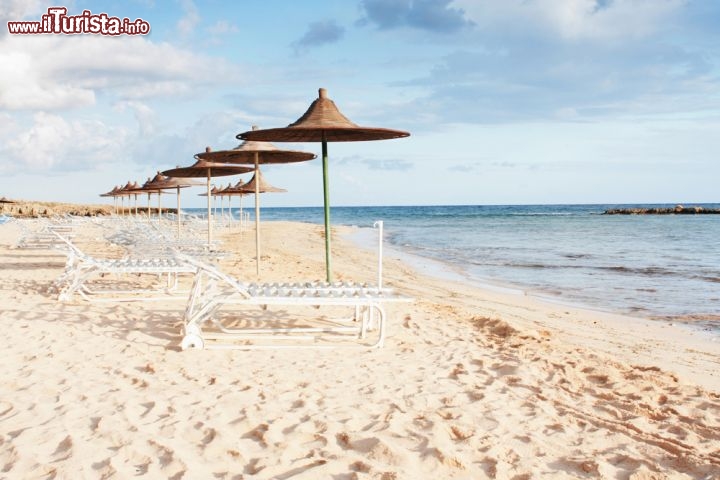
[{"x1": 101, "y1": 88, "x2": 410, "y2": 281}]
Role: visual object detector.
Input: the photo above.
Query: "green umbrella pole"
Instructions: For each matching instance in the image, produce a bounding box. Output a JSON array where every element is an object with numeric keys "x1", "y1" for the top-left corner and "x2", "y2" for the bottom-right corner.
[
  {"x1": 321, "y1": 135, "x2": 332, "y2": 283},
  {"x1": 177, "y1": 186, "x2": 181, "y2": 238},
  {"x1": 254, "y1": 152, "x2": 261, "y2": 277},
  {"x1": 207, "y1": 171, "x2": 212, "y2": 246}
]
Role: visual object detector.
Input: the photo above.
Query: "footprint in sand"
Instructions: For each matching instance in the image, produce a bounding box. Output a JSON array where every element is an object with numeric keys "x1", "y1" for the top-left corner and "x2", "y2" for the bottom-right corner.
[
  {"x1": 0, "y1": 401, "x2": 13, "y2": 418},
  {"x1": 337, "y1": 432, "x2": 406, "y2": 466},
  {"x1": 90, "y1": 458, "x2": 117, "y2": 477},
  {"x1": 243, "y1": 423, "x2": 269, "y2": 447},
  {"x1": 50, "y1": 435, "x2": 73, "y2": 462},
  {"x1": 147, "y1": 439, "x2": 186, "y2": 477},
  {"x1": 490, "y1": 361, "x2": 520, "y2": 377}
]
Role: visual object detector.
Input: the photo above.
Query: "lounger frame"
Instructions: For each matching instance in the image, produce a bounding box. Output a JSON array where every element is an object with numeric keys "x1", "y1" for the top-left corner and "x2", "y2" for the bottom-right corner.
[
  {"x1": 178, "y1": 221, "x2": 411, "y2": 349},
  {"x1": 52, "y1": 233, "x2": 196, "y2": 302}
]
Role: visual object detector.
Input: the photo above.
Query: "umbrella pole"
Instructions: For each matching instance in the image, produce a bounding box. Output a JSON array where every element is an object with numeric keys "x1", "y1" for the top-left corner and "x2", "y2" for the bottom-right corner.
[
  {"x1": 177, "y1": 186, "x2": 181, "y2": 237},
  {"x1": 135, "y1": 194, "x2": 138, "y2": 217},
  {"x1": 254, "y1": 153, "x2": 260, "y2": 277},
  {"x1": 321, "y1": 135, "x2": 332, "y2": 283},
  {"x1": 158, "y1": 192, "x2": 162, "y2": 223},
  {"x1": 207, "y1": 171, "x2": 212, "y2": 246},
  {"x1": 147, "y1": 193, "x2": 151, "y2": 222}
]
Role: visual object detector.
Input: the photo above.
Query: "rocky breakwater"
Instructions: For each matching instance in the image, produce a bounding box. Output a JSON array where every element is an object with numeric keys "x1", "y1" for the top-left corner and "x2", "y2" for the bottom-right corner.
[{"x1": 603, "y1": 205, "x2": 720, "y2": 215}]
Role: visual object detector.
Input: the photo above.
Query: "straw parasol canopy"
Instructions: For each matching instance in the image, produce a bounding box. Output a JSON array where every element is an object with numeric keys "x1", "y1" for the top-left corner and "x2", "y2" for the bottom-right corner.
[
  {"x1": 196, "y1": 127, "x2": 315, "y2": 276},
  {"x1": 162, "y1": 157, "x2": 252, "y2": 245},
  {"x1": 152, "y1": 174, "x2": 203, "y2": 236},
  {"x1": 163, "y1": 158, "x2": 252, "y2": 180},
  {"x1": 0, "y1": 197, "x2": 16, "y2": 203},
  {"x1": 232, "y1": 169, "x2": 287, "y2": 265},
  {"x1": 99, "y1": 187, "x2": 123, "y2": 215},
  {"x1": 237, "y1": 91, "x2": 410, "y2": 142},
  {"x1": 227, "y1": 178, "x2": 250, "y2": 193},
  {"x1": 197, "y1": 185, "x2": 221, "y2": 196},
  {"x1": 238, "y1": 88, "x2": 410, "y2": 282},
  {"x1": 99, "y1": 186, "x2": 121, "y2": 198},
  {"x1": 235, "y1": 168, "x2": 287, "y2": 194},
  {"x1": 220, "y1": 180, "x2": 253, "y2": 228},
  {"x1": 144, "y1": 172, "x2": 185, "y2": 218},
  {"x1": 135, "y1": 176, "x2": 174, "y2": 219},
  {"x1": 113, "y1": 180, "x2": 142, "y2": 215}
]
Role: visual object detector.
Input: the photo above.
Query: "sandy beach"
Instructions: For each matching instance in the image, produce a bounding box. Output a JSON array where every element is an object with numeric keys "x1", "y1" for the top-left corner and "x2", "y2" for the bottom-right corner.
[{"x1": 0, "y1": 217, "x2": 718, "y2": 479}]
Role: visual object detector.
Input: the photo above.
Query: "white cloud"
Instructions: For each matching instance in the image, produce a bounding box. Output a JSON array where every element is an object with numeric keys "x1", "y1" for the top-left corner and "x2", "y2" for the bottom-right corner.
[
  {"x1": 176, "y1": 0, "x2": 200, "y2": 36},
  {"x1": 0, "y1": 0, "x2": 52, "y2": 27},
  {"x1": 0, "y1": 34, "x2": 245, "y2": 110},
  {"x1": 0, "y1": 112, "x2": 131, "y2": 173},
  {"x1": 0, "y1": 46, "x2": 95, "y2": 109},
  {"x1": 0, "y1": 38, "x2": 95, "y2": 110},
  {"x1": 114, "y1": 101, "x2": 157, "y2": 137},
  {"x1": 452, "y1": 0, "x2": 686, "y2": 40},
  {"x1": 207, "y1": 20, "x2": 239, "y2": 35}
]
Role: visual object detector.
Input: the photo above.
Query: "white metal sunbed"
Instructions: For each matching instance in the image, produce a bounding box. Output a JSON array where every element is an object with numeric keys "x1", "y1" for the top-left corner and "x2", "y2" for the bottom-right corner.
[
  {"x1": 178, "y1": 222, "x2": 412, "y2": 350},
  {"x1": 52, "y1": 233, "x2": 197, "y2": 302},
  {"x1": 15, "y1": 219, "x2": 77, "y2": 249}
]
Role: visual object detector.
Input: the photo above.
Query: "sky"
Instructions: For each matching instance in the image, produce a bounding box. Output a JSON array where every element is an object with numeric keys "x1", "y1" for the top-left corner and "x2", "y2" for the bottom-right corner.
[{"x1": 1, "y1": 0, "x2": 719, "y2": 207}]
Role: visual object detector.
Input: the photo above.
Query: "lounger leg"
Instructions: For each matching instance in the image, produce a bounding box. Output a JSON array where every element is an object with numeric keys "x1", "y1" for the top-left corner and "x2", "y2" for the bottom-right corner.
[
  {"x1": 375, "y1": 304, "x2": 387, "y2": 348},
  {"x1": 359, "y1": 306, "x2": 368, "y2": 339}
]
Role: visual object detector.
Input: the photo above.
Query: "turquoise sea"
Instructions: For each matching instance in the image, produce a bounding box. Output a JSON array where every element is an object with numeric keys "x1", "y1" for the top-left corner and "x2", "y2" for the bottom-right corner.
[{"x1": 189, "y1": 204, "x2": 720, "y2": 330}]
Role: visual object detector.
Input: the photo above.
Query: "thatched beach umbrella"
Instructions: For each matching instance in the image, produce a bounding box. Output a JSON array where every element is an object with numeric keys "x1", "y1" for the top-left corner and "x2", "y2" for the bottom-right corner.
[
  {"x1": 235, "y1": 168, "x2": 287, "y2": 195},
  {"x1": 134, "y1": 177, "x2": 161, "y2": 220},
  {"x1": 238, "y1": 88, "x2": 410, "y2": 282},
  {"x1": 232, "y1": 169, "x2": 287, "y2": 269},
  {"x1": 198, "y1": 185, "x2": 222, "y2": 219},
  {"x1": 163, "y1": 158, "x2": 252, "y2": 245},
  {"x1": 116, "y1": 181, "x2": 141, "y2": 216},
  {"x1": 218, "y1": 182, "x2": 234, "y2": 219},
  {"x1": 143, "y1": 172, "x2": 178, "y2": 218},
  {"x1": 159, "y1": 175, "x2": 203, "y2": 236},
  {"x1": 222, "y1": 179, "x2": 252, "y2": 229},
  {"x1": 99, "y1": 186, "x2": 122, "y2": 214},
  {"x1": 196, "y1": 127, "x2": 315, "y2": 276}
]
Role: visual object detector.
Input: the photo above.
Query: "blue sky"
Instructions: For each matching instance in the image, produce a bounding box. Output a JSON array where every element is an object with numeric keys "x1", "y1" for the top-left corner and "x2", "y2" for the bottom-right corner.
[{"x1": 1, "y1": 0, "x2": 719, "y2": 207}]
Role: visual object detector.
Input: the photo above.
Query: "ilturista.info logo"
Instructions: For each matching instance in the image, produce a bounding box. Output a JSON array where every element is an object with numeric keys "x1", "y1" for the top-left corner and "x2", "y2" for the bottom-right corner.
[{"x1": 7, "y1": 7, "x2": 150, "y2": 35}]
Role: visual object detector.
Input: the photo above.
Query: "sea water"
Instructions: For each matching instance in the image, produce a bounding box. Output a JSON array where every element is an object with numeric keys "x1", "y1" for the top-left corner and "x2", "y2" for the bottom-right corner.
[{"x1": 189, "y1": 204, "x2": 720, "y2": 329}]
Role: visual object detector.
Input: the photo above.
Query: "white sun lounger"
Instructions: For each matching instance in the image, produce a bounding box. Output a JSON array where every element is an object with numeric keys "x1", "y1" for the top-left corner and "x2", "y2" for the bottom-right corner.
[
  {"x1": 177, "y1": 254, "x2": 412, "y2": 350},
  {"x1": 52, "y1": 233, "x2": 197, "y2": 302},
  {"x1": 15, "y1": 219, "x2": 76, "y2": 249}
]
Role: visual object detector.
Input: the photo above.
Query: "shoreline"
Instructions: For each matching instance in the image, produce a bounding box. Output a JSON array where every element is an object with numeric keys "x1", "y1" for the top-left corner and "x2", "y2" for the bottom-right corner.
[
  {"x1": 342, "y1": 223, "x2": 719, "y2": 391},
  {"x1": 346, "y1": 223, "x2": 720, "y2": 339},
  {"x1": 1, "y1": 217, "x2": 718, "y2": 478}
]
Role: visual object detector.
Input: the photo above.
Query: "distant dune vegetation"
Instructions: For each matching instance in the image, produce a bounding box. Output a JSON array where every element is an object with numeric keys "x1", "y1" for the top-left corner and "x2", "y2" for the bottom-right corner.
[{"x1": 0, "y1": 199, "x2": 174, "y2": 218}]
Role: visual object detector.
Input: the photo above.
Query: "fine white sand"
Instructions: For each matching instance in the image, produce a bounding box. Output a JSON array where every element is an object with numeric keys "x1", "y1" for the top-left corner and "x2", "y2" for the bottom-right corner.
[{"x1": 0, "y1": 218, "x2": 718, "y2": 479}]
